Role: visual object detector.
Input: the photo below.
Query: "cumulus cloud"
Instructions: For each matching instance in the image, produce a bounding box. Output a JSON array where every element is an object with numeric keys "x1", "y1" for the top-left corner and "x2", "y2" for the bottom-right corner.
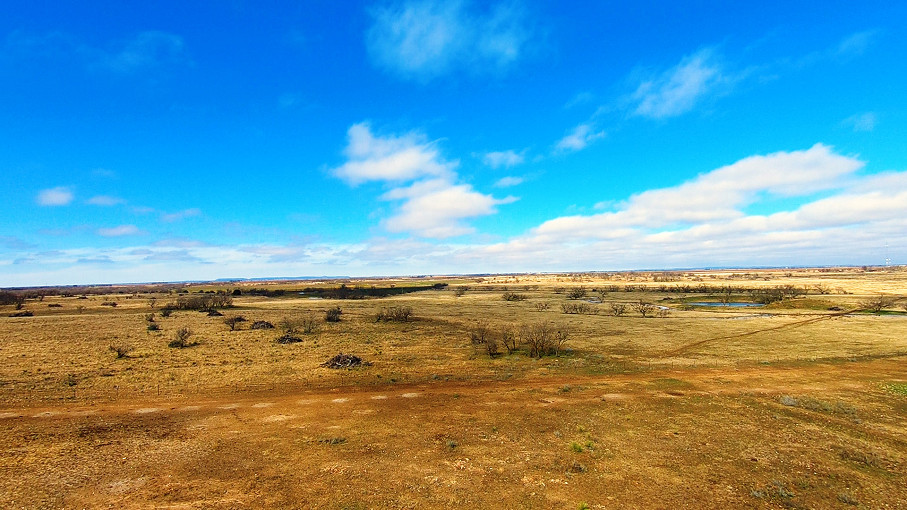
[
  {"x1": 36, "y1": 187, "x2": 74, "y2": 206},
  {"x1": 631, "y1": 48, "x2": 732, "y2": 119},
  {"x1": 332, "y1": 123, "x2": 455, "y2": 184},
  {"x1": 333, "y1": 122, "x2": 512, "y2": 238},
  {"x1": 366, "y1": 0, "x2": 531, "y2": 80},
  {"x1": 555, "y1": 122, "x2": 605, "y2": 152},
  {"x1": 483, "y1": 149, "x2": 525, "y2": 168},
  {"x1": 97, "y1": 225, "x2": 142, "y2": 237},
  {"x1": 382, "y1": 179, "x2": 515, "y2": 238},
  {"x1": 535, "y1": 144, "x2": 861, "y2": 238}
]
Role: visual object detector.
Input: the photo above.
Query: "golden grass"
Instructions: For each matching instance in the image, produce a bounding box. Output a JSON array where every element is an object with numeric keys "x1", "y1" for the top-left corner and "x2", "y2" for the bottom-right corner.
[{"x1": 1, "y1": 266, "x2": 906, "y2": 508}]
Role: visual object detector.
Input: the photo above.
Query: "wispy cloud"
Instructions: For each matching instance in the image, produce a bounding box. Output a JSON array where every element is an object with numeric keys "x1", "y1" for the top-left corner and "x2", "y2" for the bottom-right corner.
[
  {"x1": 97, "y1": 225, "x2": 143, "y2": 237},
  {"x1": 630, "y1": 48, "x2": 732, "y2": 119},
  {"x1": 841, "y1": 112, "x2": 877, "y2": 132},
  {"x1": 4, "y1": 29, "x2": 188, "y2": 74},
  {"x1": 494, "y1": 176, "x2": 524, "y2": 188},
  {"x1": 0, "y1": 236, "x2": 34, "y2": 250},
  {"x1": 836, "y1": 29, "x2": 879, "y2": 57},
  {"x1": 555, "y1": 122, "x2": 605, "y2": 152},
  {"x1": 483, "y1": 149, "x2": 525, "y2": 169},
  {"x1": 366, "y1": 0, "x2": 532, "y2": 81},
  {"x1": 36, "y1": 187, "x2": 74, "y2": 206},
  {"x1": 87, "y1": 195, "x2": 125, "y2": 206},
  {"x1": 161, "y1": 208, "x2": 201, "y2": 222},
  {"x1": 96, "y1": 31, "x2": 187, "y2": 73}
]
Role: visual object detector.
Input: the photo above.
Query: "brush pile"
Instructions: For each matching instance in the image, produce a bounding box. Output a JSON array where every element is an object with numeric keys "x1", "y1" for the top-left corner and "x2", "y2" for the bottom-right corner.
[{"x1": 321, "y1": 353, "x2": 371, "y2": 369}]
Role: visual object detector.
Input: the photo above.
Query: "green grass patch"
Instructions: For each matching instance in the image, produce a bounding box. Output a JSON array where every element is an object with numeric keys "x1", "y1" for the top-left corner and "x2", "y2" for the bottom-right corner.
[{"x1": 884, "y1": 382, "x2": 907, "y2": 396}]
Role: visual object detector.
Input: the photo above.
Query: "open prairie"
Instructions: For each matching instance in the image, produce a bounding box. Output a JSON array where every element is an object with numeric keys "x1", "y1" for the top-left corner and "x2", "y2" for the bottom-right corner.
[{"x1": 1, "y1": 267, "x2": 906, "y2": 508}]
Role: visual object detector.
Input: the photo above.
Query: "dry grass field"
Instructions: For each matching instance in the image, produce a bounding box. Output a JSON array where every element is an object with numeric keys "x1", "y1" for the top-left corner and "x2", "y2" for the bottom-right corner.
[{"x1": 1, "y1": 267, "x2": 906, "y2": 508}]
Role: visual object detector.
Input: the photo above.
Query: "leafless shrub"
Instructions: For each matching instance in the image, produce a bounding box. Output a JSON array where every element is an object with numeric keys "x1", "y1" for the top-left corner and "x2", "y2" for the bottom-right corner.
[
  {"x1": 300, "y1": 316, "x2": 320, "y2": 334},
  {"x1": 484, "y1": 335, "x2": 500, "y2": 357},
  {"x1": 553, "y1": 327, "x2": 569, "y2": 356},
  {"x1": 453, "y1": 287, "x2": 467, "y2": 297},
  {"x1": 502, "y1": 291, "x2": 527, "y2": 301},
  {"x1": 501, "y1": 326, "x2": 519, "y2": 354},
  {"x1": 470, "y1": 320, "x2": 491, "y2": 347},
  {"x1": 535, "y1": 302, "x2": 550, "y2": 311},
  {"x1": 376, "y1": 306, "x2": 413, "y2": 322},
  {"x1": 109, "y1": 343, "x2": 134, "y2": 359},
  {"x1": 567, "y1": 287, "x2": 587, "y2": 300},
  {"x1": 224, "y1": 316, "x2": 246, "y2": 331},
  {"x1": 562, "y1": 302, "x2": 597, "y2": 315},
  {"x1": 101, "y1": 301, "x2": 118, "y2": 307},
  {"x1": 280, "y1": 317, "x2": 298, "y2": 335},
  {"x1": 656, "y1": 307, "x2": 670, "y2": 318},
  {"x1": 521, "y1": 322, "x2": 554, "y2": 358},
  {"x1": 168, "y1": 327, "x2": 195, "y2": 348},
  {"x1": 324, "y1": 306, "x2": 342, "y2": 322},
  {"x1": 609, "y1": 302, "x2": 627, "y2": 317},
  {"x1": 634, "y1": 300, "x2": 655, "y2": 318},
  {"x1": 145, "y1": 313, "x2": 155, "y2": 322}
]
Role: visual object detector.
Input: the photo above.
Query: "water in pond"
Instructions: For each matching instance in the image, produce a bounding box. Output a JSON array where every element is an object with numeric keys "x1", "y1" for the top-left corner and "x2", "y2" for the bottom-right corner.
[{"x1": 687, "y1": 302, "x2": 764, "y2": 308}]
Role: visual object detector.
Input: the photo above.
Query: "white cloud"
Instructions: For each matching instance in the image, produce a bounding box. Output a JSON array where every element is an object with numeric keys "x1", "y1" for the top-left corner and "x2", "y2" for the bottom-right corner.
[
  {"x1": 97, "y1": 31, "x2": 187, "y2": 73},
  {"x1": 836, "y1": 30, "x2": 879, "y2": 57},
  {"x1": 97, "y1": 225, "x2": 142, "y2": 237},
  {"x1": 5, "y1": 30, "x2": 187, "y2": 74},
  {"x1": 333, "y1": 122, "x2": 512, "y2": 238},
  {"x1": 535, "y1": 144, "x2": 861, "y2": 238},
  {"x1": 483, "y1": 149, "x2": 525, "y2": 168},
  {"x1": 842, "y1": 112, "x2": 876, "y2": 132},
  {"x1": 366, "y1": 0, "x2": 530, "y2": 80},
  {"x1": 87, "y1": 195, "x2": 125, "y2": 206},
  {"x1": 382, "y1": 179, "x2": 513, "y2": 238},
  {"x1": 555, "y1": 122, "x2": 605, "y2": 152},
  {"x1": 631, "y1": 48, "x2": 730, "y2": 119},
  {"x1": 36, "y1": 187, "x2": 74, "y2": 206},
  {"x1": 161, "y1": 208, "x2": 201, "y2": 222},
  {"x1": 494, "y1": 176, "x2": 524, "y2": 187},
  {"x1": 332, "y1": 123, "x2": 455, "y2": 184}
]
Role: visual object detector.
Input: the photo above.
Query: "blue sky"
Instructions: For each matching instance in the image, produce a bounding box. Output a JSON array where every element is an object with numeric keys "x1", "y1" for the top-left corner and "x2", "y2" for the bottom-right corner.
[{"x1": 2, "y1": 1, "x2": 906, "y2": 286}]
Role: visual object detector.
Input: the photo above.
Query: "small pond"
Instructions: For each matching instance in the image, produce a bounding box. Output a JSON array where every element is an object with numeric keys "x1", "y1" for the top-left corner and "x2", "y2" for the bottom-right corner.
[{"x1": 687, "y1": 302, "x2": 764, "y2": 308}]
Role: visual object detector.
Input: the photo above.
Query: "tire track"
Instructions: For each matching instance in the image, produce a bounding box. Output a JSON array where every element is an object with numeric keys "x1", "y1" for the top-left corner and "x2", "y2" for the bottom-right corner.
[{"x1": 665, "y1": 308, "x2": 859, "y2": 356}]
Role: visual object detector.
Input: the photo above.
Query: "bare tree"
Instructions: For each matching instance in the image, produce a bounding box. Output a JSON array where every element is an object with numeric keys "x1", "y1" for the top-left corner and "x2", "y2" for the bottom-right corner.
[
  {"x1": 609, "y1": 302, "x2": 627, "y2": 317},
  {"x1": 859, "y1": 295, "x2": 896, "y2": 313},
  {"x1": 567, "y1": 286, "x2": 588, "y2": 300},
  {"x1": 501, "y1": 326, "x2": 519, "y2": 354},
  {"x1": 224, "y1": 316, "x2": 242, "y2": 331},
  {"x1": 634, "y1": 300, "x2": 655, "y2": 318}
]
